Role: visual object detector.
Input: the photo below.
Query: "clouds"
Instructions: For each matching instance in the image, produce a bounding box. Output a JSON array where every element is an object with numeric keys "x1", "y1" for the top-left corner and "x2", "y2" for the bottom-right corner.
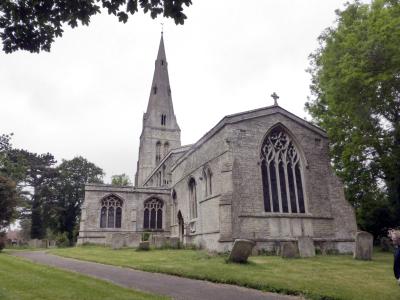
[{"x1": 0, "y1": 0, "x2": 364, "y2": 182}]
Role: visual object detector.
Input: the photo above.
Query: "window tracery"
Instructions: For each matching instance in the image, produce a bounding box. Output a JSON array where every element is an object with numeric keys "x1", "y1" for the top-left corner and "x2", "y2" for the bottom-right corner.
[
  {"x1": 100, "y1": 195, "x2": 123, "y2": 228},
  {"x1": 143, "y1": 198, "x2": 163, "y2": 230},
  {"x1": 261, "y1": 126, "x2": 306, "y2": 214}
]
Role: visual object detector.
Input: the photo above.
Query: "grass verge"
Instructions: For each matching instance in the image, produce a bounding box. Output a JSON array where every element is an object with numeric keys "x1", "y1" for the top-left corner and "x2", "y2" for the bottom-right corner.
[
  {"x1": 50, "y1": 246, "x2": 399, "y2": 300},
  {"x1": 0, "y1": 252, "x2": 167, "y2": 300}
]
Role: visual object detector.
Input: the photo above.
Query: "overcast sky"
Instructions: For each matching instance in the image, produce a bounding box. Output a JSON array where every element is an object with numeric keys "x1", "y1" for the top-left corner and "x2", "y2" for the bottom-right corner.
[{"x1": 0, "y1": 0, "x2": 369, "y2": 183}]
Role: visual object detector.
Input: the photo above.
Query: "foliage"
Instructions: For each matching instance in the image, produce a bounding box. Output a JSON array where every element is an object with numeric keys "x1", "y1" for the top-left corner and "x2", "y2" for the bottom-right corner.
[
  {"x1": 306, "y1": 0, "x2": 400, "y2": 238},
  {"x1": 0, "y1": 254, "x2": 163, "y2": 300},
  {"x1": 0, "y1": 176, "x2": 18, "y2": 232},
  {"x1": 141, "y1": 231, "x2": 151, "y2": 241},
  {"x1": 52, "y1": 247, "x2": 400, "y2": 300},
  {"x1": 55, "y1": 232, "x2": 70, "y2": 248},
  {"x1": 111, "y1": 173, "x2": 131, "y2": 186},
  {"x1": 51, "y1": 156, "x2": 104, "y2": 245},
  {"x1": 0, "y1": 232, "x2": 5, "y2": 251},
  {"x1": 0, "y1": 0, "x2": 192, "y2": 53}
]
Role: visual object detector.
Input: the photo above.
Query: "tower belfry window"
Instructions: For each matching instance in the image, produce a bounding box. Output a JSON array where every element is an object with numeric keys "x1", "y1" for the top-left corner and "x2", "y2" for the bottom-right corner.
[
  {"x1": 161, "y1": 60, "x2": 164, "y2": 65},
  {"x1": 161, "y1": 114, "x2": 167, "y2": 126}
]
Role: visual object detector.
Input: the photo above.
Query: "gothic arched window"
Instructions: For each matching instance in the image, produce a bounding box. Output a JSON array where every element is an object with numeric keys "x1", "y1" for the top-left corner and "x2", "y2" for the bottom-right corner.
[
  {"x1": 203, "y1": 166, "x2": 212, "y2": 197},
  {"x1": 100, "y1": 195, "x2": 123, "y2": 228},
  {"x1": 143, "y1": 198, "x2": 163, "y2": 230},
  {"x1": 163, "y1": 142, "x2": 169, "y2": 158},
  {"x1": 260, "y1": 126, "x2": 306, "y2": 214},
  {"x1": 156, "y1": 141, "x2": 161, "y2": 164},
  {"x1": 188, "y1": 178, "x2": 197, "y2": 219}
]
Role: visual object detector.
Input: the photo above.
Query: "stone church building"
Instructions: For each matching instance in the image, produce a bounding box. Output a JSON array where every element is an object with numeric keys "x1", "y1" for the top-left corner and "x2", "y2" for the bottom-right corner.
[{"x1": 78, "y1": 34, "x2": 357, "y2": 253}]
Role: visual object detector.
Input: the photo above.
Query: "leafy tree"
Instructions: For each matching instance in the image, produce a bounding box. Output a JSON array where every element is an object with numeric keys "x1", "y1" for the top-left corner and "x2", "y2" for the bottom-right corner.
[
  {"x1": 53, "y1": 156, "x2": 104, "y2": 244},
  {"x1": 111, "y1": 173, "x2": 131, "y2": 186},
  {"x1": 0, "y1": 175, "x2": 18, "y2": 232},
  {"x1": 0, "y1": 0, "x2": 192, "y2": 53},
  {"x1": 306, "y1": 0, "x2": 400, "y2": 238}
]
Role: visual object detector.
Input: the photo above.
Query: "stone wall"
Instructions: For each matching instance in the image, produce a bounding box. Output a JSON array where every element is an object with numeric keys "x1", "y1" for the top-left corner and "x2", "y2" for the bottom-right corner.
[{"x1": 78, "y1": 184, "x2": 171, "y2": 245}]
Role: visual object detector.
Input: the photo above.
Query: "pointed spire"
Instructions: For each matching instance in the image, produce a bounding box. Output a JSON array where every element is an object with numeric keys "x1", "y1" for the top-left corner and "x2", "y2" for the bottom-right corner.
[
  {"x1": 144, "y1": 33, "x2": 179, "y2": 131},
  {"x1": 156, "y1": 33, "x2": 166, "y2": 62}
]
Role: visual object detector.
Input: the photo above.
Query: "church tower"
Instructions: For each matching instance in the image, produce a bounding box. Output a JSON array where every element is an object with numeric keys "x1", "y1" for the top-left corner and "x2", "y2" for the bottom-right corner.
[{"x1": 135, "y1": 34, "x2": 181, "y2": 186}]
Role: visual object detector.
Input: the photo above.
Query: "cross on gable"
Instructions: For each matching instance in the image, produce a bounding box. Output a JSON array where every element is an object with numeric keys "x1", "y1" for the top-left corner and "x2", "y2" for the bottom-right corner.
[{"x1": 271, "y1": 92, "x2": 279, "y2": 106}]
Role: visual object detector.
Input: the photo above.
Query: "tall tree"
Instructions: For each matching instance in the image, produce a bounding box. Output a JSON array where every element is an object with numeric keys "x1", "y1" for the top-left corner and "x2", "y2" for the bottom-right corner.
[
  {"x1": 0, "y1": 0, "x2": 192, "y2": 53},
  {"x1": 53, "y1": 156, "x2": 104, "y2": 244},
  {"x1": 111, "y1": 173, "x2": 131, "y2": 186},
  {"x1": 0, "y1": 176, "x2": 18, "y2": 232},
  {"x1": 306, "y1": 0, "x2": 400, "y2": 237}
]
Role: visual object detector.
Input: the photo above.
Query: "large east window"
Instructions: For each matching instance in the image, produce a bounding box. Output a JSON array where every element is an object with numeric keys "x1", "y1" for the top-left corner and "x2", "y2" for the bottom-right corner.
[
  {"x1": 100, "y1": 195, "x2": 123, "y2": 228},
  {"x1": 261, "y1": 125, "x2": 306, "y2": 214}
]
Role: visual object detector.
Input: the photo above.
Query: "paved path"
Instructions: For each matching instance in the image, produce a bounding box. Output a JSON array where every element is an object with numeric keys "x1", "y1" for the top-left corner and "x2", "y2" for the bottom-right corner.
[{"x1": 13, "y1": 251, "x2": 301, "y2": 300}]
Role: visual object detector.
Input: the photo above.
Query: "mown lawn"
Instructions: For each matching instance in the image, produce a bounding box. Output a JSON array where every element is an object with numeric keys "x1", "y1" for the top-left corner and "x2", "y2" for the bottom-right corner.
[
  {"x1": 0, "y1": 252, "x2": 167, "y2": 300},
  {"x1": 50, "y1": 246, "x2": 399, "y2": 300}
]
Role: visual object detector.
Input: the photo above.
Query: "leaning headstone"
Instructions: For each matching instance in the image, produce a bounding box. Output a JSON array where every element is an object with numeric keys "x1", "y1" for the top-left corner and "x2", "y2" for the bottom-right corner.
[
  {"x1": 281, "y1": 242, "x2": 299, "y2": 258},
  {"x1": 298, "y1": 236, "x2": 315, "y2": 257},
  {"x1": 138, "y1": 241, "x2": 150, "y2": 251},
  {"x1": 354, "y1": 231, "x2": 373, "y2": 260},
  {"x1": 228, "y1": 239, "x2": 255, "y2": 263},
  {"x1": 111, "y1": 233, "x2": 125, "y2": 250}
]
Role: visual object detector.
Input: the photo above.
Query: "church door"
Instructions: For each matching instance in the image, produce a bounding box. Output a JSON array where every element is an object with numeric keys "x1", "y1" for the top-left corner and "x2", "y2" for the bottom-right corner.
[{"x1": 177, "y1": 211, "x2": 184, "y2": 243}]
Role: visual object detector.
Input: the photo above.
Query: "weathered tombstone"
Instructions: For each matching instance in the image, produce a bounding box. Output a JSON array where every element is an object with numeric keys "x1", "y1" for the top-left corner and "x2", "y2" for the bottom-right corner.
[
  {"x1": 281, "y1": 241, "x2": 299, "y2": 258},
  {"x1": 228, "y1": 239, "x2": 255, "y2": 263},
  {"x1": 380, "y1": 237, "x2": 392, "y2": 252},
  {"x1": 111, "y1": 233, "x2": 125, "y2": 250},
  {"x1": 138, "y1": 241, "x2": 150, "y2": 251},
  {"x1": 298, "y1": 236, "x2": 315, "y2": 258},
  {"x1": 354, "y1": 231, "x2": 373, "y2": 260}
]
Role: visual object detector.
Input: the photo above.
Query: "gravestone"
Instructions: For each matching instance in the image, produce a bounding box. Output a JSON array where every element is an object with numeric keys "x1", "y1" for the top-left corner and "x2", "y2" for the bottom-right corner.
[
  {"x1": 298, "y1": 236, "x2": 315, "y2": 257},
  {"x1": 380, "y1": 237, "x2": 392, "y2": 252},
  {"x1": 354, "y1": 231, "x2": 373, "y2": 260},
  {"x1": 111, "y1": 233, "x2": 126, "y2": 250},
  {"x1": 281, "y1": 242, "x2": 299, "y2": 258},
  {"x1": 228, "y1": 239, "x2": 255, "y2": 263},
  {"x1": 138, "y1": 241, "x2": 150, "y2": 251}
]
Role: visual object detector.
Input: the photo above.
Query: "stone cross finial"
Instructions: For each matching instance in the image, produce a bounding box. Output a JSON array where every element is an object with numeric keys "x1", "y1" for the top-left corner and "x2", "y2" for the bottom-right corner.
[{"x1": 271, "y1": 92, "x2": 279, "y2": 106}]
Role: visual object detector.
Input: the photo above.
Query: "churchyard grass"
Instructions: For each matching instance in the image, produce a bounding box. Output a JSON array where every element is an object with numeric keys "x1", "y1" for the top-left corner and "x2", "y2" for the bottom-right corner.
[
  {"x1": 50, "y1": 246, "x2": 399, "y2": 300},
  {"x1": 0, "y1": 252, "x2": 167, "y2": 300}
]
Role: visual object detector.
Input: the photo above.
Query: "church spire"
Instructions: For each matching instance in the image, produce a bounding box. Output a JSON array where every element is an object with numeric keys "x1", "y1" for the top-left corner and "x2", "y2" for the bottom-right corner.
[
  {"x1": 144, "y1": 33, "x2": 179, "y2": 131},
  {"x1": 135, "y1": 34, "x2": 181, "y2": 187}
]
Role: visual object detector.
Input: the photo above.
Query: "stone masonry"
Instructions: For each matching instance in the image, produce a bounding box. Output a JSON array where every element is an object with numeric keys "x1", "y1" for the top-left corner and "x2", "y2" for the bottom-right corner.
[{"x1": 78, "y1": 34, "x2": 357, "y2": 253}]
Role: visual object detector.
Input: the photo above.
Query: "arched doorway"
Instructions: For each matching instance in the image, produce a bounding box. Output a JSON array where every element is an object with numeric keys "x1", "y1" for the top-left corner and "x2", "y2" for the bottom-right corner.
[{"x1": 177, "y1": 210, "x2": 184, "y2": 242}]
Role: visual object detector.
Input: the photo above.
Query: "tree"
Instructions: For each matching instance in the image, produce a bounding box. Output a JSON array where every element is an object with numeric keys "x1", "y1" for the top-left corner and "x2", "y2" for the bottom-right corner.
[
  {"x1": 306, "y1": 0, "x2": 400, "y2": 238},
  {"x1": 111, "y1": 173, "x2": 131, "y2": 186},
  {"x1": 0, "y1": 0, "x2": 192, "y2": 53},
  {"x1": 0, "y1": 175, "x2": 18, "y2": 232},
  {"x1": 53, "y1": 156, "x2": 104, "y2": 244}
]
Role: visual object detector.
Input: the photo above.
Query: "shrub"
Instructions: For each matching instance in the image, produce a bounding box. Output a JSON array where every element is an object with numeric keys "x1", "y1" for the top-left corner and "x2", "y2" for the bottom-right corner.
[
  {"x1": 0, "y1": 232, "x2": 5, "y2": 252},
  {"x1": 141, "y1": 232, "x2": 151, "y2": 242},
  {"x1": 56, "y1": 232, "x2": 70, "y2": 248}
]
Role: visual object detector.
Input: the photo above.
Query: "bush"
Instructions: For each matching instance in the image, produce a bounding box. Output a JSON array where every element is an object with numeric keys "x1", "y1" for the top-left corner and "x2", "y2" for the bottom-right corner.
[
  {"x1": 141, "y1": 232, "x2": 151, "y2": 242},
  {"x1": 0, "y1": 232, "x2": 6, "y2": 252},
  {"x1": 56, "y1": 232, "x2": 70, "y2": 247}
]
